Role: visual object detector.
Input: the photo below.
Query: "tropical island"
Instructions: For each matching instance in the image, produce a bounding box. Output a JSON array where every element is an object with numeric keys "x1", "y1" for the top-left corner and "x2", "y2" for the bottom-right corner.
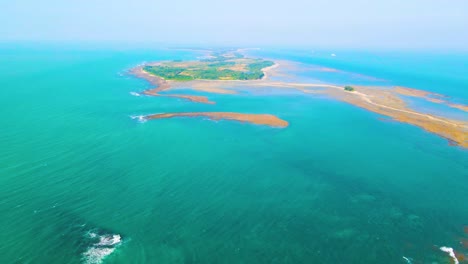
[
  {"x1": 131, "y1": 49, "x2": 468, "y2": 148},
  {"x1": 143, "y1": 53, "x2": 274, "y2": 81}
]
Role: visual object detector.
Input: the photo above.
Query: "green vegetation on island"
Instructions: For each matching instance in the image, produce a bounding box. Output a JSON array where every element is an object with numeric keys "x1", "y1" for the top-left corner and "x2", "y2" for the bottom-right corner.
[
  {"x1": 344, "y1": 86, "x2": 355, "y2": 92},
  {"x1": 143, "y1": 51, "x2": 274, "y2": 81}
]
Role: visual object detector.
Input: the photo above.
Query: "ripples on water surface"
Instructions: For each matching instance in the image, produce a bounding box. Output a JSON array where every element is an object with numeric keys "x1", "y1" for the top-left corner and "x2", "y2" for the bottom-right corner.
[{"x1": 0, "y1": 46, "x2": 467, "y2": 263}]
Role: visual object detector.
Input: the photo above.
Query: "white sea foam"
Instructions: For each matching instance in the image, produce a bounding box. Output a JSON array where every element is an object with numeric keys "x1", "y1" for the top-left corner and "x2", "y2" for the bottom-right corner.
[
  {"x1": 83, "y1": 247, "x2": 115, "y2": 264},
  {"x1": 130, "y1": 92, "x2": 140, "y2": 97},
  {"x1": 82, "y1": 231, "x2": 122, "y2": 264},
  {"x1": 130, "y1": 115, "x2": 146, "y2": 123},
  {"x1": 87, "y1": 232, "x2": 98, "y2": 239},
  {"x1": 402, "y1": 256, "x2": 412, "y2": 263},
  {"x1": 96, "y1": 234, "x2": 121, "y2": 246},
  {"x1": 440, "y1": 246, "x2": 459, "y2": 264}
]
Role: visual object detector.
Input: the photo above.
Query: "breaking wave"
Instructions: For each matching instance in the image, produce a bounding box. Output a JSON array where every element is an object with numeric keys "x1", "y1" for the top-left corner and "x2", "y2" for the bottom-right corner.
[
  {"x1": 402, "y1": 256, "x2": 412, "y2": 264},
  {"x1": 130, "y1": 115, "x2": 146, "y2": 123},
  {"x1": 440, "y1": 246, "x2": 459, "y2": 264},
  {"x1": 82, "y1": 231, "x2": 122, "y2": 264}
]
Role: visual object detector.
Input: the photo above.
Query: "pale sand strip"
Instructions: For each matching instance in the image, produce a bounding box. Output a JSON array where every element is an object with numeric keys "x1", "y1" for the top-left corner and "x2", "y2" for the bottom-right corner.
[
  {"x1": 131, "y1": 61, "x2": 468, "y2": 148},
  {"x1": 394, "y1": 86, "x2": 468, "y2": 112}
]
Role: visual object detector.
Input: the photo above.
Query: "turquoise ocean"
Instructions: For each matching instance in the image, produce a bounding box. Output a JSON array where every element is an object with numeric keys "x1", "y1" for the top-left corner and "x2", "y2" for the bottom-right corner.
[{"x1": 0, "y1": 44, "x2": 467, "y2": 263}]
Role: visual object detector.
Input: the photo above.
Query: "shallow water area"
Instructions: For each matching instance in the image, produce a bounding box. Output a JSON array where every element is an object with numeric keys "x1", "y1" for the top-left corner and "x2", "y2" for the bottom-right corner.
[
  {"x1": 0, "y1": 45, "x2": 467, "y2": 264},
  {"x1": 402, "y1": 95, "x2": 468, "y2": 121}
]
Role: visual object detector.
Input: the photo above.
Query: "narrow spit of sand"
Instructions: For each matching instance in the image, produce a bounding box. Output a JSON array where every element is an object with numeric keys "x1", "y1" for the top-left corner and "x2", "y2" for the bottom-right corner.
[
  {"x1": 131, "y1": 61, "x2": 468, "y2": 148},
  {"x1": 144, "y1": 112, "x2": 289, "y2": 127}
]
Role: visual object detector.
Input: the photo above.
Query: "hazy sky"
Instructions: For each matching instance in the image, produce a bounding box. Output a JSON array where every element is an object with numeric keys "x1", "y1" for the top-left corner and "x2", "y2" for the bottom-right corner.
[{"x1": 1, "y1": 0, "x2": 467, "y2": 50}]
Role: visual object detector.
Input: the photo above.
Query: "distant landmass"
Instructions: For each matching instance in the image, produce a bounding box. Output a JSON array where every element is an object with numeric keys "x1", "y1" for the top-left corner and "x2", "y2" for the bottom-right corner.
[
  {"x1": 144, "y1": 51, "x2": 274, "y2": 81},
  {"x1": 132, "y1": 48, "x2": 468, "y2": 148}
]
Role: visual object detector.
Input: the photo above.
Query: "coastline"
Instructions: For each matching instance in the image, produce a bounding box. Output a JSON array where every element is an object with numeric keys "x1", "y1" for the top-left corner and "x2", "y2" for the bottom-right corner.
[
  {"x1": 261, "y1": 62, "x2": 280, "y2": 80},
  {"x1": 131, "y1": 60, "x2": 468, "y2": 148},
  {"x1": 131, "y1": 66, "x2": 214, "y2": 104}
]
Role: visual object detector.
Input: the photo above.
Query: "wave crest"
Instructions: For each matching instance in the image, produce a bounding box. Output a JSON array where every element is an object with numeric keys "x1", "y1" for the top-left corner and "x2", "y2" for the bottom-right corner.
[
  {"x1": 82, "y1": 231, "x2": 122, "y2": 264},
  {"x1": 130, "y1": 115, "x2": 146, "y2": 123}
]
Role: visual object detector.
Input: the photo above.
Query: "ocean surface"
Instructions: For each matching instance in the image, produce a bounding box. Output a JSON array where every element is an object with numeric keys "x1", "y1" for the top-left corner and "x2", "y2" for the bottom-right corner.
[{"x1": 0, "y1": 44, "x2": 467, "y2": 264}]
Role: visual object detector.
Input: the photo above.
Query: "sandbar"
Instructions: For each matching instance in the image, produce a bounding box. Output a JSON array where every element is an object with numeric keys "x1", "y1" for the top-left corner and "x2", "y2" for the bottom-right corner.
[
  {"x1": 394, "y1": 86, "x2": 468, "y2": 113},
  {"x1": 449, "y1": 104, "x2": 468, "y2": 112},
  {"x1": 144, "y1": 112, "x2": 289, "y2": 127},
  {"x1": 131, "y1": 50, "x2": 468, "y2": 148}
]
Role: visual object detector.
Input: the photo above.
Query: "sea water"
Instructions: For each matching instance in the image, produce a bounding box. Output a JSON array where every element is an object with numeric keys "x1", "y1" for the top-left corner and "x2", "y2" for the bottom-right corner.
[{"x1": 0, "y1": 44, "x2": 467, "y2": 263}]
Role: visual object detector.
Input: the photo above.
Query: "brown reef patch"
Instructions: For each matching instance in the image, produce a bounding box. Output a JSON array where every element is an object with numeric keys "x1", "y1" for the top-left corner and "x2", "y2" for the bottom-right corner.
[
  {"x1": 426, "y1": 98, "x2": 446, "y2": 104},
  {"x1": 186, "y1": 84, "x2": 237, "y2": 94},
  {"x1": 166, "y1": 94, "x2": 215, "y2": 104},
  {"x1": 318, "y1": 67, "x2": 340, "y2": 72},
  {"x1": 131, "y1": 59, "x2": 468, "y2": 148},
  {"x1": 327, "y1": 86, "x2": 468, "y2": 148},
  {"x1": 461, "y1": 238, "x2": 468, "y2": 249},
  {"x1": 394, "y1": 86, "x2": 468, "y2": 113},
  {"x1": 144, "y1": 112, "x2": 289, "y2": 127},
  {"x1": 133, "y1": 66, "x2": 214, "y2": 104},
  {"x1": 394, "y1": 87, "x2": 435, "y2": 98},
  {"x1": 449, "y1": 104, "x2": 468, "y2": 112},
  {"x1": 456, "y1": 252, "x2": 466, "y2": 262},
  {"x1": 131, "y1": 66, "x2": 171, "y2": 93}
]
